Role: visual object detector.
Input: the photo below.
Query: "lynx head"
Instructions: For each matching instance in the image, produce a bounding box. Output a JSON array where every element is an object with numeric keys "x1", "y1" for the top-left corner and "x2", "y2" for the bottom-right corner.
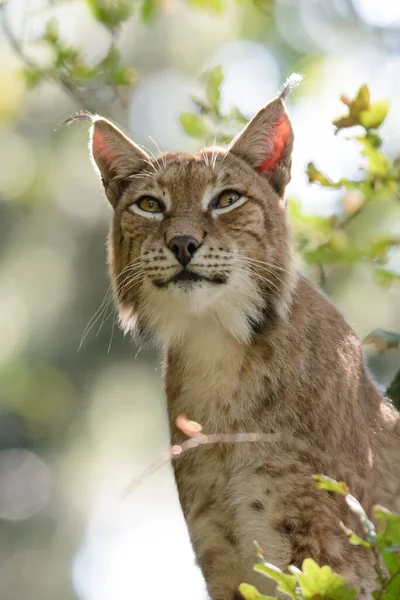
[{"x1": 85, "y1": 75, "x2": 301, "y2": 348}]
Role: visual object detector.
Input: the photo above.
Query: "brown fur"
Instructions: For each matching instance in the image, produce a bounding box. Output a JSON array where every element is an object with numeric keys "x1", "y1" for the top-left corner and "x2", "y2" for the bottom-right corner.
[{"x1": 84, "y1": 84, "x2": 400, "y2": 599}]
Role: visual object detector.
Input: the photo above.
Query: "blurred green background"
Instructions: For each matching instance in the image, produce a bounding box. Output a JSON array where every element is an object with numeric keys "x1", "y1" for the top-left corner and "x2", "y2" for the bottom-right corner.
[{"x1": 0, "y1": 1, "x2": 399, "y2": 599}]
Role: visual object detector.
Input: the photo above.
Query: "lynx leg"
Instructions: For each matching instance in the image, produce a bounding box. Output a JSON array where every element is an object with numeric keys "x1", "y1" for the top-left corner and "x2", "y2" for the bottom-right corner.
[{"x1": 186, "y1": 498, "x2": 242, "y2": 600}]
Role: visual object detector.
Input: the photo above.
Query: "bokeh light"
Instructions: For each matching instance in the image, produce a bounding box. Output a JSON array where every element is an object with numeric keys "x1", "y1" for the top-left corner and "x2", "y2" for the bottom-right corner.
[
  {"x1": 0, "y1": 1, "x2": 399, "y2": 600},
  {"x1": 208, "y1": 41, "x2": 279, "y2": 116},
  {"x1": 0, "y1": 449, "x2": 51, "y2": 521},
  {"x1": 129, "y1": 69, "x2": 200, "y2": 151},
  {"x1": 353, "y1": 0, "x2": 400, "y2": 28}
]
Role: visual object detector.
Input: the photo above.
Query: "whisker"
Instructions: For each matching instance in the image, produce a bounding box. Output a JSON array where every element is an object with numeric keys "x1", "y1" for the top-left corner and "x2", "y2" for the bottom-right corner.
[
  {"x1": 95, "y1": 302, "x2": 115, "y2": 338},
  {"x1": 211, "y1": 124, "x2": 220, "y2": 170},
  {"x1": 117, "y1": 277, "x2": 146, "y2": 303},
  {"x1": 79, "y1": 257, "x2": 145, "y2": 349},
  {"x1": 117, "y1": 271, "x2": 145, "y2": 292},
  {"x1": 82, "y1": 293, "x2": 116, "y2": 346},
  {"x1": 216, "y1": 146, "x2": 234, "y2": 172},
  {"x1": 217, "y1": 154, "x2": 240, "y2": 173},
  {"x1": 126, "y1": 172, "x2": 155, "y2": 181},
  {"x1": 234, "y1": 266, "x2": 283, "y2": 295},
  {"x1": 234, "y1": 261, "x2": 287, "y2": 280},
  {"x1": 144, "y1": 145, "x2": 163, "y2": 174},
  {"x1": 236, "y1": 259, "x2": 299, "y2": 299},
  {"x1": 107, "y1": 312, "x2": 117, "y2": 354},
  {"x1": 200, "y1": 147, "x2": 210, "y2": 168},
  {"x1": 148, "y1": 136, "x2": 167, "y2": 170},
  {"x1": 235, "y1": 255, "x2": 292, "y2": 275},
  {"x1": 79, "y1": 286, "x2": 114, "y2": 350},
  {"x1": 116, "y1": 273, "x2": 146, "y2": 298},
  {"x1": 140, "y1": 156, "x2": 159, "y2": 175}
]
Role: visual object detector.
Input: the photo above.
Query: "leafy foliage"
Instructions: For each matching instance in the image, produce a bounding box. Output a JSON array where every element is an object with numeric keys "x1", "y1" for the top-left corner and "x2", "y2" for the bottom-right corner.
[
  {"x1": 313, "y1": 474, "x2": 349, "y2": 495},
  {"x1": 181, "y1": 75, "x2": 400, "y2": 283},
  {"x1": 1, "y1": 4, "x2": 399, "y2": 598},
  {"x1": 178, "y1": 67, "x2": 400, "y2": 599},
  {"x1": 334, "y1": 85, "x2": 389, "y2": 131},
  {"x1": 239, "y1": 478, "x2": 400, "y2": 600},
  {"x1": 85, "y1": 0, "x2": 134, "y2": 29},
  {"x1": 180, "y1": 66, "x2": 248, "y2": 144},
  {"x1": 180, "y1": 70, "x2": 400, "y2": 409}
]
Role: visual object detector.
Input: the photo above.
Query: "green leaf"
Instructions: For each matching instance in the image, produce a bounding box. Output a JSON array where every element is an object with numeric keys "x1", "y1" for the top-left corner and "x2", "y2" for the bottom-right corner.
[
  {"x1": 365, "y1": 131, "x2": 383, "y2": 148},
  {"x1": 351, "y1": 84, "x2": 371, "y2": 116},
  {"x1": 55, "y1": 47, "x2": 79, "y2": 69},
  {"x1": 109, "y1": 66, "x2": 136, "y2": 85},
  {"x1": 254, "y1": 563, "x2": 297, "y2": 598},
  {"x1": 382, "y1": 548, "x2": 400, "y2": 571},
  {"x1": 289, "y1": 199, "x2": 334, "y2": 235},
  {"x1": 357, "y1": 137, "x2": 390, "y2": 176},
  {"x1": 71, "y1": 64, "x2": 95, "y2": 79},
  {"x1": 374, "y1": 506, "x2": 400, "y2": 549},
  {"x1": 229, "y1": 106, "x2": 249, "y2": 125},
  {"x1": 188, "y1": 0, "x2": 225, "y2": 14},
  {"x1": 141, "y1": 0, "x2": 156, "y2": 20},
  {"x1": 250, "y1": 0, "x2": 275, "y2": 10},
  {"x1": 374, "y1": 268, "x2": 400, "y2": 288},
  {"x1": 384, "y1": 568, "x2": 400, "y2": 600},
  {"x1": 204, "y1": 65, "x2": 224, "y2": 115},
  {"x1": 42, "y1": 19, "x2": 59, "y2": 44},
  {"x1": 378, "y1": 548, "x2": 400, "y2": 600},
  {"x1": 333, "y1": 84, "x2": 370, "y2": 130},
  {"x1": 313, "y1": 475, "x2": 349, "y2": 495},
  {"x1": 339, "y1": 522, "x2": 371, "y2": 548},
  {"x1": 85, "y1": 0, "x2": 133, "y2": 28},
  {"x1": 306, "y1": 166, "x2": 360, "y2": 193},
  {"x1": 359, "y1": 100, "x2": 389, "y2": 130},
  {"x1": 306, "y1": 163, "x2": 334, "y2": 187},
  {"x1": 23, "y1": 67, "x2": 44, "y2": 88},
  {"x1": 238, "y1": 583, "x2": 277, "y2": 600},
  {"x1": 369, "y1": 236, "x2": 400, "y2": 264},
  {"x1": 296, "y1": 559, "x2": 358, "y2": 600},
  {"x1": 179, "y1": 112, "x2": 208, "y2": 138},
  {"x1": 363, "y1": 329, "x2": 400, "y2": 353},
  {"x1": 304, "y1": 243, "x2": 366, "y2": 264}
]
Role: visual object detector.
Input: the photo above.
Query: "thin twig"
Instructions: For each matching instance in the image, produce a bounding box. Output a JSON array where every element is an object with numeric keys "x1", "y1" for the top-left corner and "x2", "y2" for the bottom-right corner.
[
  {"x1": 121, "y1": 416, "x2": 400, "y2": 510},
  {"x1": 373, "y1": 539, "x2": 388, "y2": 594},
  {"x1": 109, "y1": 27, "x2": 128, "y2": 110},
  {"x1": 375, "y1": 563, "x2": 400, "y2": 600},
  {"x1": 1, "y1": 0, "x2": 97, "y2": 112}
]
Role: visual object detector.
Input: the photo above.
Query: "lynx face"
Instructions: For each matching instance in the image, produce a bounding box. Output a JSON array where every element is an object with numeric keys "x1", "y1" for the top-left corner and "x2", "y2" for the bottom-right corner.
[{"x1": 88, "y1": 84, "x2": 297, "y2": 346}]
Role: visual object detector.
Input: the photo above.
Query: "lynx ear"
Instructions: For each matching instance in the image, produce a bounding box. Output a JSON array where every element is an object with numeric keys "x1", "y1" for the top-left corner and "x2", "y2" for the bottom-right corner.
[
  {"x1": 90, "y1": 117, "x2": 150, "y2": 206},
  {"x1": 228, "y1": 74, "x2": 302, "y2": 197}
]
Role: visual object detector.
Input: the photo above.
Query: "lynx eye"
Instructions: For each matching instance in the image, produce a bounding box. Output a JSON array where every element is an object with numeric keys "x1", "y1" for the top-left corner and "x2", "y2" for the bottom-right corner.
[
  {"x1": 137, "y1": 197, "x2": 163, "y2": 213},
  {"x1": 128, "y1": 196, "x2": 165, "y2": 220},
  {"x1": 211, "y1": 190, "x2": 245, "y2": 215}
]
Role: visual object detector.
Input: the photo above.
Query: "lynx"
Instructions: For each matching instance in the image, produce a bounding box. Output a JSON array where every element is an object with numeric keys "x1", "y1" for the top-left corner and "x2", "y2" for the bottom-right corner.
[{"x1": 77, "y1": 75, "x2": 400, "y2": 599}]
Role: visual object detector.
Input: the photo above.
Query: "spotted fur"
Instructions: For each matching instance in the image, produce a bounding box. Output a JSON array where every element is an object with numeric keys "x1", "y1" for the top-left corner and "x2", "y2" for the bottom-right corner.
[{"x1": 84, "y1": 83, "x2": 400, "y2": 600}]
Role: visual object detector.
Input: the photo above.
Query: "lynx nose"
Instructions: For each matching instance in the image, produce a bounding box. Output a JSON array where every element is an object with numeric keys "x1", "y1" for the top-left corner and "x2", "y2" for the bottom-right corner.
[{"x1": 168, "y1": 235, "x2": 200, "y2": 267}]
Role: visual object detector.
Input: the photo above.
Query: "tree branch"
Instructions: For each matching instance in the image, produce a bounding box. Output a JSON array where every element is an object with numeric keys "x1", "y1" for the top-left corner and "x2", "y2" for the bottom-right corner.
[{"x1": 1, "y1": 0, "x2": 97, "y2": 113}]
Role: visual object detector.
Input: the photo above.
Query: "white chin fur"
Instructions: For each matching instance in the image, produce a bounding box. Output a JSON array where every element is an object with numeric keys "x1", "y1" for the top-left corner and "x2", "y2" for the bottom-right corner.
[{"x1": 138, "y1": 269, "x2": 264, "y2": 348}]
